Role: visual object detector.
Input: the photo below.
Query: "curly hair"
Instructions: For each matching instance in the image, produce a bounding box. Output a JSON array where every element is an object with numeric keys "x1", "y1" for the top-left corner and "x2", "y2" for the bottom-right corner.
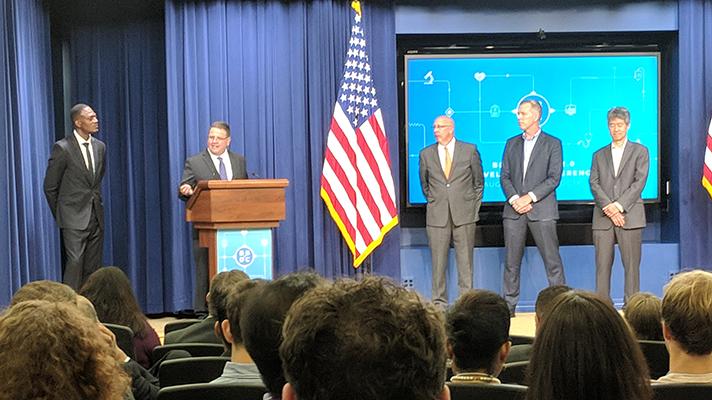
[
  {"x1": 526, "y1": 291, "x2": 651, "y2": 400},
  {"x1": 79, "y1": 266, "x2": 148, "y2": 337},
  {"x1": 10, "y1": 280, "x2": 77, "y2": 306},
  {"x1": 0, "y1": 300, "x2": 130, "y2": 400},
  {"x1": 280, "y1": 276, "x2": 447, "y2": 400}
]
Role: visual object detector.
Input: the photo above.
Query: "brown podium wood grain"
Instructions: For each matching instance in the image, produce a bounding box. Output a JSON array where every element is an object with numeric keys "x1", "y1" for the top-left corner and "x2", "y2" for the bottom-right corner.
[{"x1": 185, "y1": 178, "x2": 288, "y2": 279}]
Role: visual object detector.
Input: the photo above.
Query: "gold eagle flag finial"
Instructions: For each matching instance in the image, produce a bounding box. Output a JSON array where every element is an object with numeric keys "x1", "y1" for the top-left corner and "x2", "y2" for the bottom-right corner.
[{"x1": 351, "y1": 1, "x2": 361, "y2": 16}]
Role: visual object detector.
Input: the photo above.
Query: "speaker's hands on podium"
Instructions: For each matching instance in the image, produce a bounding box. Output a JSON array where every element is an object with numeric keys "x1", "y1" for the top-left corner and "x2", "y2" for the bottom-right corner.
[{"x1": 179, "y1": 184, "x2": 195, "y2": 197}]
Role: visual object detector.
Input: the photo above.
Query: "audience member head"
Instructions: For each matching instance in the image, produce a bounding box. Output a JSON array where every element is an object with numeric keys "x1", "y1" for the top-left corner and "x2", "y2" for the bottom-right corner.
[
  {"x1": 526, "y1": 291, "x2": 651, "y2": 400},
  {"x1": 208, "y1": 269, "x2": 250, "y2": 321},
  {"x1": 446, "y1": 289, "x2": 511, "y2": 376},
  {"x1": 281, "y1": 276, "x2": 449, "y2": 400},
  {"x1": 10, "y1": 280, "x2": 77, "y2": 306},
  {"x1": 220, "y1": 278, "x2": 264, "y2": 353},
  {"x1": 534, "y1": 284, "x2": 571, "y2": 330},
  {"x1": 79, "y1": 266, "x2": 147, "y2": 337},
  {"x1": 0, "y1": 300, "x2": 130, "y2": 400},
  {"x1": 624, "y1": 292, "x2": 663, "y2": 341},
  {"x1": 661, "y1": 270, "x2": 712, "y2": 356},
  {"x1": 241, "y1": 271, "x2": 324, "y2": 396}
]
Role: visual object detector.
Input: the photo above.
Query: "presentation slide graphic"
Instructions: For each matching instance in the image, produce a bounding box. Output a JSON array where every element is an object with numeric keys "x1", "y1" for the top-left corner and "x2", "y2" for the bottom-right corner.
[{"x1": 405, "y1": 53, "x2": 660, "y2": 204}]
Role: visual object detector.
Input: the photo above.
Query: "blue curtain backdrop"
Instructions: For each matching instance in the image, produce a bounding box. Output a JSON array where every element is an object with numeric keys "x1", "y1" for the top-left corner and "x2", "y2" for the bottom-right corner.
[
  {"x1": 164, "y1": 0, "x2": 400, "y2": 311},
  {"x1": 678, "y1": 0, "x2": 712, "y2": 270},
  {"x1": 0, "y1": 0, "x2": 60, "y2": 307}
]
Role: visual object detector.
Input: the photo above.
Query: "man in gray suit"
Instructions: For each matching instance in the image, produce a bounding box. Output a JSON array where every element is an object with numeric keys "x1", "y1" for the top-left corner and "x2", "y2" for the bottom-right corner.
[
  {"x1": 590, "y1": 107, "x2": 649, "y2": 304},
  {"x1": 500, "y1": 100, "x2": 566, "y2": 316},
  {"x1": 419, "y1": 115, "x2": 484, "y2": 308},
  {"x1": 179, "y1": 121, "x2": 247, "y2": 312},
  {"x1": 44, "y1": 103, "x2": 106, "y2": 289}
]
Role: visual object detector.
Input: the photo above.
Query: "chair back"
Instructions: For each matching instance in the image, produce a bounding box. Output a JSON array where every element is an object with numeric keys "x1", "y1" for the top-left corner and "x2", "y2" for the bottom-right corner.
[
  {"x1": 639, "y1": 340, "x2": 670, "y2": 379},
  {"x1": 158, "y1": 356, "x2": 230, "y2": 387},
  {"x1": 510, "y1": 335, "x2": 534, "y2": 346},
  {"x1": 104, "y1": 323, "x2": 135, "y2": 359},
  {"x1": 447, "y1": 382, "x2": 527, "y2": 400},
  {"x1": 151, "y1": 343, "x2": 225, "y2": 365},
  {"x1": 498, "y1": 361, "x2": 529, "y2": 385},
  {"x1": 652, "y1": 383, "x2": 712, "y2": 400},
  {"x1": 156, "y1": 383, "x2": 267, "y2": 400},
  {"x1": 164, "y1": 319, "x2": 202, "y2": 335}
]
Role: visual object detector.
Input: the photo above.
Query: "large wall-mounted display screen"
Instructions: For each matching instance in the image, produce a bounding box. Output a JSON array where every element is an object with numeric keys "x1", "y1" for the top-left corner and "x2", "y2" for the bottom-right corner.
[{"x1": 404, "y1": 53, "x2": 660, "y2": 205}]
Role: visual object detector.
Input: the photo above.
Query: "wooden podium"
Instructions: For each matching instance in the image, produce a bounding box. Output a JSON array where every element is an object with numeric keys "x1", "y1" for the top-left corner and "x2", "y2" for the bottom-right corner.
[{"x1": 185, "y1": 179, "x2": 289, "y2": 279}]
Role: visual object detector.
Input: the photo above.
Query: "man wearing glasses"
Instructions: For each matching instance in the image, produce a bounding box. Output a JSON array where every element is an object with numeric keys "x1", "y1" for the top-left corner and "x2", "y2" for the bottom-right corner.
[
  {"x1": 179, "y1": 121, "x2": 247, "y2": 312},
  {"x1": 419, "y1": 115, "x2": 484, "y2": 309}
]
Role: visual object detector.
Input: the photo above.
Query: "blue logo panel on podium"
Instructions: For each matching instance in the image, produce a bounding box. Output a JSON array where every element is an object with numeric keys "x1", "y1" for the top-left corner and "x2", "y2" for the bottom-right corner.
[{"x1": 216, "y1": 229, "x2": 273, "y2": 279}]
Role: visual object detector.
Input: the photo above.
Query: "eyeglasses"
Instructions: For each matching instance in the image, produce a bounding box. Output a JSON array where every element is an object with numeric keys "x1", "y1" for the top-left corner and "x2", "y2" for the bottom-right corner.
[
  {"x1": 208, "y1": 136, "x2": 229, "y2": 141},
  {"x1": 433, "y1": 124, "x2": 452, "y2": 129}
]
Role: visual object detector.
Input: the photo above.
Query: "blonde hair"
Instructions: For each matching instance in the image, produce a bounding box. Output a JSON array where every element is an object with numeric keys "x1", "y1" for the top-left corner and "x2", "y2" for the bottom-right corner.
[
  {"x1": 0, "y1": 300, "x2": 130, "y2": 400},
  {"x1": 662, "y1": 270, "x2": 712, "y2": 355}
]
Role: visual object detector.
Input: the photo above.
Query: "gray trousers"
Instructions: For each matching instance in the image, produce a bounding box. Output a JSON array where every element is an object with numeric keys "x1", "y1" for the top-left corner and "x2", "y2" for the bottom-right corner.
[
  {"x1": 503, "y1": 217, "x2": 566, "y2": 312},
  {"x1": 426, "y1": 214, "x2": 475, "y2": 307},
  {"x1": 594, "y1": 227, "x2": 642, "y2": 304}
]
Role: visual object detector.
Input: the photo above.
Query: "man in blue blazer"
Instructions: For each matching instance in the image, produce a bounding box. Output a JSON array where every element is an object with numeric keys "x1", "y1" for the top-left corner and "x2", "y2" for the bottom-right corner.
[
  {"x1": 419, "y1": 115, "x2": 484, "y2": 308},
  {"x1": 500, "y1": 100, "x2": 566, "y2": 315},
  {"x1": 590, "y1": 107, "x2": 649, "y2": 304},
  {"x1": 179, "y1": 121, "x2": 247, "y2": 312},
  {"x1": 44, "y1": 103, "x2": 106, "y2": 289}
]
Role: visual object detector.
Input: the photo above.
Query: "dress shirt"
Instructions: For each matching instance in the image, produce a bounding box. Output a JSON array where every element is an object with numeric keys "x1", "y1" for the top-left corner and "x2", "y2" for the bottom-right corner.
[
  {"x1": 438, "y1": 137, "x2": 456, "y2": 173},
  {"x1": 74, "y1": 130, "x2": 94, "y2": 172},
  {"x1": 209, "y1": 150, "x2": 233, "y2": 180}
]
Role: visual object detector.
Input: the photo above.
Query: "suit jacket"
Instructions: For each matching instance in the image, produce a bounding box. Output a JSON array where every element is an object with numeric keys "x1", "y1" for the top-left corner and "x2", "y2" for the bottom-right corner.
[
  {"x1": 164, "y1": 316, "x2": 222, "y2": 345},
  {"x1": 589, "y1": 141, "x2": 649, "y2": 230},
  {"x1": 419, "y1": 140, "x2": 484, "y2": 227},
  {"x1": 178, "y1": 149, "x2": 247, "y2": 201},
  {"x1": 43, "y1": 133, "x2": 106, "y2": 230},
  {"x1": 500, "y1": 132, "x2": 562, "y2": 221}
]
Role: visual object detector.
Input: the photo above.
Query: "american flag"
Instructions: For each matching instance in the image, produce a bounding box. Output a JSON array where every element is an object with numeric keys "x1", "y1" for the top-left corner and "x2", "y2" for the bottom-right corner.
[
  {"x1": 320, "y1": 1, "x2": 398, "y2": 267},
  {"x1": 704, "y1": 115, "x2": 712, "y2": 199}
]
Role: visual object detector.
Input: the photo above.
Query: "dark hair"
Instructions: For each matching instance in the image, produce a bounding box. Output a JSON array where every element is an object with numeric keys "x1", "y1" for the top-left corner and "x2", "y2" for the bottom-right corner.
[
  {"x1": 224, "y1": 279, "x2": 265, "y2": 347},
  {"x1": 446, "y1": 290, "x2": 510, "y2": 375},
  {"x1": 534, "y1": 284, "x2": 572, "y2": 319},
  {"x1": 210, "y1": 121, "x2": 231, "y2": 137},
  {"x1": 526, "y1": 291, "x2": 651, "y2": 400},
  {"x1": 0, "y1": 300, "x2": 130, "y2": 400},
  {"x1": 281, "y1": 276, "x2": 447, "y2": 400},
  {"x1": 70, "y1": 103, "x2": 91, "y2": 122},
  {"x1": 208, "y1": 270, "x2": 250, "y2": 322},
  {"x1": 240, "y1": 271, "x2": 324, "y2": 395},
  {"x1": 623, "y1": 292, "x2": 663, "y2": 341},
  {"x1": 79, "y1": 266, "x2": 148, "y2": 338},
  {"x1": 662, "y1": 270, "x2": 712, "y2": 355},
  {"x1": 11, "y1": 280, "x2": 77, "y2": 306}
]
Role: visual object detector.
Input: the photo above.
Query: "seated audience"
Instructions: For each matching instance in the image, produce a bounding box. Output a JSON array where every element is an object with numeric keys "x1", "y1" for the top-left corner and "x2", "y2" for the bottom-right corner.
[
  {"x1": 211, "y1": 279, "x2": 265, "y2": 386},
  {"x1": 526, "y1": 291, "x2": 652, "y2": 400},
  {"x1": 280, "y1": 276, "x2": 449, "y2": 400},
  {"x1": 507, "y1": 284, "x2": 571, "y2": 362},
  {"x1": 446, "y1": 290, "x2": 511, "y2": 384},
  {"x1": 80, "y1": 266, "x2": 160, "y2": 368},
  {"x1": 240, "y1": 271, "x2": 324, "y2": 399},
  {"x1": 10, "y1": 279, "x2": 77, "y2": 305},
  {"x1": 657, "y1": 270, "x2": 712, "y2": 383},
  {"x1": 0, "y1": 300, "x2": 130, "y2": 400},
  {"x1": 623, "y1": 292, "x2": 663, "y2": 341},
  {"x1": 165, "y1": 270, "x2": 249, "y2": 345}
]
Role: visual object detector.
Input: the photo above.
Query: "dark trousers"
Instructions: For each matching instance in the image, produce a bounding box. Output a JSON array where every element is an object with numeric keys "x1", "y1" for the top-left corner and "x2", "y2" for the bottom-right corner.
[
  {"x1": 503, "y1": 217, "x2": 566, "y2": 312},
  {"x1": 192, "y1": 234, "x2": 209, "y2": 312},
  {"x1": 594, "y1": 227, "x2": 642, "y2": 305},
  {"x1": 61, "y1": 212, "x2": 103, "y2": 290}
]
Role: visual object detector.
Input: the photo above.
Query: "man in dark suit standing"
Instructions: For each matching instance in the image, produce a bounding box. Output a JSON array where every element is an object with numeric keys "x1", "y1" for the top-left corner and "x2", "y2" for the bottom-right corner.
[
  {"x1": 44, "y1": 103, "x2": 106, "y2": 290},
  {"x1": 419, "y1": 115, "x2": 484, "y2": 308},
  {"x1": 179, "y1": 121, "x2": 247, "y2": 312},
  {"x1": 500, "y1": 100, "x2": 566, "y2": 316},
  {"x1": 590, "y1": 107, "x2": 649, "y2": 304}
]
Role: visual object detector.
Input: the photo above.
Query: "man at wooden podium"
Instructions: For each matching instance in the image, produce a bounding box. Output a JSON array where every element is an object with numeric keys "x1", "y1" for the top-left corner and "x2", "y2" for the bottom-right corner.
[{"x1": 179, "y1": 121, "x2": 247, "y2": 312}]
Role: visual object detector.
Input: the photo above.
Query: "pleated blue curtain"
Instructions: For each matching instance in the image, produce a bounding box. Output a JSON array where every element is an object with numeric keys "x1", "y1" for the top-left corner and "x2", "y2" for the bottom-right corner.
[
  {"x1": 0, "y1": 0, "x2": 60, "y2": 307},
  {"x1": 677, "y1": 0, "x2": 712, "y2": 270}
]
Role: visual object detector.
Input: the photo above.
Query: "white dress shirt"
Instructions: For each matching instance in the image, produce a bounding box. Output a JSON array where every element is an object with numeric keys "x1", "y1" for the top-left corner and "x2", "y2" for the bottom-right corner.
[
  {"x1": 73, "y1": 129, "x2": 94, "y2": 173},
  {"x1": 209, "y1": 150, "x2": 233, "y2": 180}
]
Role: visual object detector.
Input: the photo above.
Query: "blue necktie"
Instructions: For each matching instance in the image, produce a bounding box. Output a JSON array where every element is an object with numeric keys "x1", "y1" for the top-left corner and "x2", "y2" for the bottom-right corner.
[{"x1": 218, "y1": 156, "x2": 227, "y2": 180}]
